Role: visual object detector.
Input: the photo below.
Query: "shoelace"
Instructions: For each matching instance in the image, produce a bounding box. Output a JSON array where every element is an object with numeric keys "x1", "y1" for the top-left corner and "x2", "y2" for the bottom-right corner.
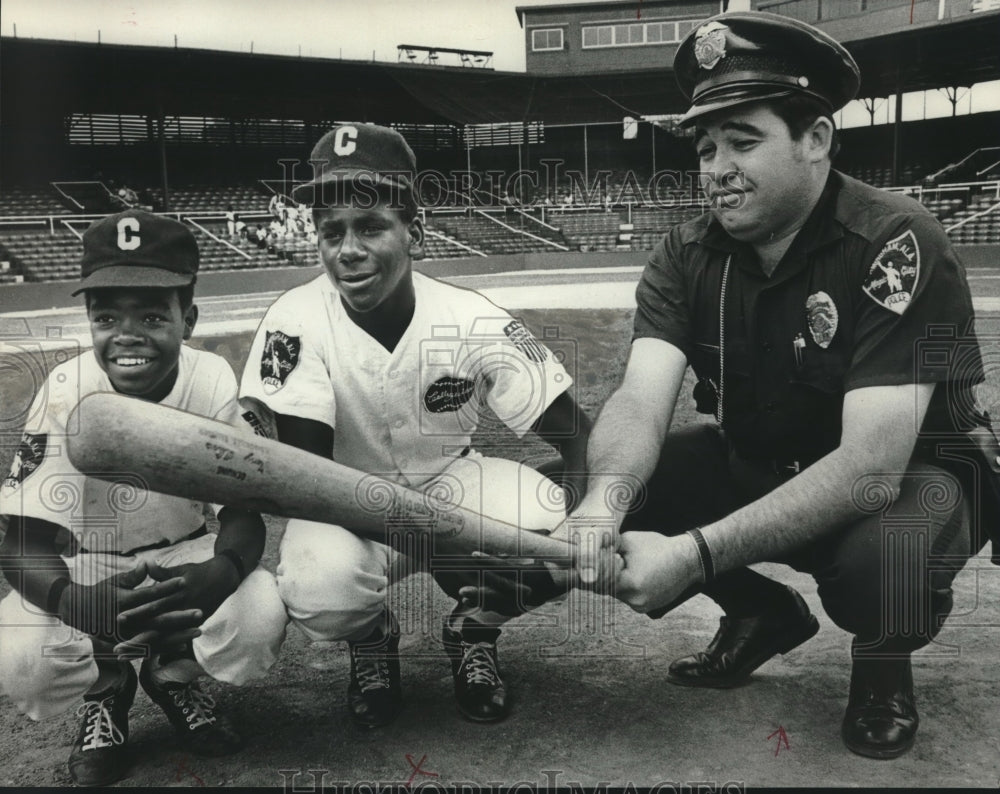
[
  {"x1": 460, "y1": 642, "x2": 499, "y2": 686},
  {"x1": 353, "y1": 651, "x2": 392, "y2": 693},
  {"x1": 77, "y1": 698, "x2": 124, "y2": 751},
  {"x1": 170, "y1": 683, "x2": 218, "y2": 731}
]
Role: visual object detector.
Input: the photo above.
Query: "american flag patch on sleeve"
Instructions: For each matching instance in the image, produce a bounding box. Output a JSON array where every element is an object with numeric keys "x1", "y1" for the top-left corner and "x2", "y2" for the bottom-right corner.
[{"x1": 503, "y1": 319, "x2": 548, "y2": 363}]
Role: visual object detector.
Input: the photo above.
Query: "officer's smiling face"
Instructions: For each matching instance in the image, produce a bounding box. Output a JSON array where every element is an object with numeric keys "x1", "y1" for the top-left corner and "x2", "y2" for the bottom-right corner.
[
  {"x1": 695, "y1": 102, "x2": 827, "y2": 244},
  {"x1": 315, "y1": 200, "x2": 423, "y2": 314}
]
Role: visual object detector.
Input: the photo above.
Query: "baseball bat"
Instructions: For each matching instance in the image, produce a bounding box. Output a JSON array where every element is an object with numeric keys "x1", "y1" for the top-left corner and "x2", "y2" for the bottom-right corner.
[{"x1": 66, "y1": 393, "x2": 572, "y2": 561}]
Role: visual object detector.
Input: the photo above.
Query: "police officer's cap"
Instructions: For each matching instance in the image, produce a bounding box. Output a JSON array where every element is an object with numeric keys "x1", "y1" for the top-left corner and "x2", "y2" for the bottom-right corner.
[{"x1": 674, "y1": 11, "x2": 860, "y2": 125}]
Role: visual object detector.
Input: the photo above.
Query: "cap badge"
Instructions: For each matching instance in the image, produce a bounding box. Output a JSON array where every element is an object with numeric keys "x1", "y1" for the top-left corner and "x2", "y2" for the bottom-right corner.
[
  {"x1": 805, "y1": 291, "x2": 838, "y2": 349},
  {"x1": 694, "y1": 22, "x2": 728, "y2": 70}
]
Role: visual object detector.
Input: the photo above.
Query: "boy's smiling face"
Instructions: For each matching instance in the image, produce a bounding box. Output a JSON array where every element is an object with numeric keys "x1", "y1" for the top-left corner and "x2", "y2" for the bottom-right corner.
[{"x1": 86, "y1": 287, "x2": 197, "y2": 402}]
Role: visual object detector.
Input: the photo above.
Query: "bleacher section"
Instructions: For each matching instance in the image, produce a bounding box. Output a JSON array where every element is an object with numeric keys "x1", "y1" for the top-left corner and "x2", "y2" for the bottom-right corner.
[
  {"x1": 165, "y1": 185, "x2": 270, "y2": 215},
  {"x1": 628, "y1": 207, "x2": 705, "y2": 250},
  {"x1": 0, "y1": 223, "x2": 278, "y2": 283},
  {"x1": 2, "y1": 176, "x2": 998, "y2": 284},
  {"x1": 0, "y1": 188, "x2": 71, "y2": 217},
  {"x1": 921, "y1": 196, "x2": 966, "y2": 222},
  {"x1": 844, "y1": 164, "x2": 923, "y2": 189},
  {"x1": 550, "y1": 210, "x2": 622, "y2": 252},
  {"x1": 420, "y1": 232, "x2": 477, "y2": 260},
  {"x1": 428, "y1": 212, "x2": 567, "y2": 254},
  {"x1": 945, "y1": 192, "x2": 1000, "y2": 245}
]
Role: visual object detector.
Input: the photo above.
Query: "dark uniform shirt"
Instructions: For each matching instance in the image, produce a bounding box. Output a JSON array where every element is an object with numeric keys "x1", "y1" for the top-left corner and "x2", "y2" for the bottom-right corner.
[{"x1": 635, "y1": 170, "x2": 983, "y2": 466}]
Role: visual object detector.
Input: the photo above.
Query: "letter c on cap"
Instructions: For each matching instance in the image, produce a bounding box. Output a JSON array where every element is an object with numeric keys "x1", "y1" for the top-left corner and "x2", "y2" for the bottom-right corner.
[
  {"x1": 117, "y1": 217, "x2": 141, "y2": 251},
  {"x1": 334, "y1": 126, "x2": 358, "y2": 156}
]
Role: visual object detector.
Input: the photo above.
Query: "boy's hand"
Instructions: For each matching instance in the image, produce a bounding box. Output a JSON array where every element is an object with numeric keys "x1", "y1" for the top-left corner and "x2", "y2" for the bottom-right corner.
[
  {"x1": 57, "y1": 562, "x2": 201, "y2": 652},
  {"x1": 145, "y1": 556, "x2": 241, "y2": 622}
]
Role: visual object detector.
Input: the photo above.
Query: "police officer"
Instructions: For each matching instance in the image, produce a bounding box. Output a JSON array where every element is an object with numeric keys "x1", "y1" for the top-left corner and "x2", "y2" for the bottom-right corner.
[{"x1": 566, "y1": 11, "x2": 989, "y2": 758}]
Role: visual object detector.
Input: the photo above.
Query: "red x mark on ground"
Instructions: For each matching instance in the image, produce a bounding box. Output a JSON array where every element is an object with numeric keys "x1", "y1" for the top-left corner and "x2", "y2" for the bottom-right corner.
[
  {"x1": 405, "y1": 754, "x2": 439, "y2": 787},
  {"x1": 173, "y1": 755, "x2": 205, "y2": 786}
]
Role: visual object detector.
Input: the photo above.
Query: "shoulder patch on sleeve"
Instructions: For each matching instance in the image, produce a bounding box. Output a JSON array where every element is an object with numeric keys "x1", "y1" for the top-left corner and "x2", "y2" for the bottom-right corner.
[
  {"x1": 862, "y1": 229, "x2": 920, "y2": 316},
  {"x1": 3, "y1": 432, "x2": 47, "y2": 489},
  {"x1": 503, "y1": 319, "x2": 548, "y2": 363},
  {"x1": 260, "y1": 330, "x2": 300, "y2": 393}
]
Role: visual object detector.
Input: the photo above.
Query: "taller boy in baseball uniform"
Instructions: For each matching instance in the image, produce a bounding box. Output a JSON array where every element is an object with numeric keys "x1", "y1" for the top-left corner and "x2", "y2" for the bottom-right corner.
[
  {"x1": 0, "y1": 210, "x2": 288, "y2": 786},
  {"x1": 240, "y1": 124, "x2": 590, "y2": 726}
]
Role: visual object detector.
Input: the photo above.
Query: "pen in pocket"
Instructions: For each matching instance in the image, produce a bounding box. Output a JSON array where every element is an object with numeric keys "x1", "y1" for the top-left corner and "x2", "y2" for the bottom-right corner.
[{"x1": 793, "y1": 333, "x2": 806, "y2": 367}]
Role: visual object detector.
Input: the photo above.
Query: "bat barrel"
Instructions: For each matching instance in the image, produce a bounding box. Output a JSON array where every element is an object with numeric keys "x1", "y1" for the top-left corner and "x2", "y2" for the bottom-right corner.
[{"x1": 66, "y1": 393, "x2": 572, "y2": 562}]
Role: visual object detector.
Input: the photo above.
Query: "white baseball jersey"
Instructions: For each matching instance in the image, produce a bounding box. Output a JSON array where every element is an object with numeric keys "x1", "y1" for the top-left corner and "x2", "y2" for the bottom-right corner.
[
  {"x1": 239, "y1": 272, "x2": 571, "y2": 488},
  {"x1": 0, "y1": 346, "x2": 243, "y2": 554}
]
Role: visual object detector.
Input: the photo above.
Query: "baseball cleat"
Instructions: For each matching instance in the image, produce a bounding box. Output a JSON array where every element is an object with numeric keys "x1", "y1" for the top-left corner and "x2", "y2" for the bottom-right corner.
[
  {"x1": 68, "y1": 662, "x2": 137, "y2": 787},
  {"x1": 347, "y1": 610, "x2": 402, "y2": 729},
  {"x1": 667, "y1": 586, "x2": 819, "y2": 688},
  {"x1": 443, "y1": 613, "x2": 509, "y2": 723},
  {"x1": 139, "y1": 660, "x2": 244, "y2": 756}
]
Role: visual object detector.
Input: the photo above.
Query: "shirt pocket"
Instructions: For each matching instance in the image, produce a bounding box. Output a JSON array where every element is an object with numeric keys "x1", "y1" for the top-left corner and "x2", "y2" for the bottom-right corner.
[{"x1": 790, "y1": 345, "x2": 847, "y2": 394}]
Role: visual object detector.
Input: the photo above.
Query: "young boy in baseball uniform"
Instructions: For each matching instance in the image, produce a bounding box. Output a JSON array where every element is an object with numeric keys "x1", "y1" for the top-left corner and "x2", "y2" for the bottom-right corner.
[
  {"x1": 0, "y1": 210, "x2": 288, "y2": 786},
  {"x1": 240, "y1": 124, "x2": 590, "y2": 726}
]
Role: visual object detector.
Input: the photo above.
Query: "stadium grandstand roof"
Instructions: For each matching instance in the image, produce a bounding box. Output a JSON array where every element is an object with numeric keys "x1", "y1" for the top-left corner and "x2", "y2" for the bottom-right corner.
[
  {"x1": 847, "y1": 9, "x2": 1000, "y2": 99},
  {"x1": 2, "y1": 10, "x2": 998, "y2": 129},
  {"x1": 0, "y1": 37, "x2": 678, "y2": 126}
]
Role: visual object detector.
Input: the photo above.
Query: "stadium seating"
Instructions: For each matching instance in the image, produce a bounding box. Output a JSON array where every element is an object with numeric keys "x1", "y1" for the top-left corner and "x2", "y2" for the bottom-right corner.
[
  {"x1": 419, "y1": 232, "x2": 477, "y2": 260},
  {"x1": 944, "y1": 192, "x2": 1000, "y2": 244},
  {"x1": 0, "y1": 187, "x2": 71, "y2": 217},
  {"x1": 162, "y1": 185, "x2": 271, "y2": 215},
  {"x1": 550, "y1": 210, "x2": 623, "y2": 252},
  {"x1": 428, "y1": 212, "x2": 568, "y2": 254},
  {"x1": 2, "y1": 172, "x2": 998, "y2": 285}
]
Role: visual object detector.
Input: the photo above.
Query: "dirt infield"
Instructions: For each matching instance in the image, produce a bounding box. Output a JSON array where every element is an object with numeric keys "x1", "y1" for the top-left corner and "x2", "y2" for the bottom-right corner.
[{"x1": 2, "y1": 305, "x2": 1000, "y2": 788}]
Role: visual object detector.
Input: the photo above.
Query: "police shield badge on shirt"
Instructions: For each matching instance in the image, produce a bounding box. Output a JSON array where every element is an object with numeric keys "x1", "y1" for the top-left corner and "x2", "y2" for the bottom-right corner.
[{"x1": 805, "y1": 291, "x2": 838, "y2": 349}]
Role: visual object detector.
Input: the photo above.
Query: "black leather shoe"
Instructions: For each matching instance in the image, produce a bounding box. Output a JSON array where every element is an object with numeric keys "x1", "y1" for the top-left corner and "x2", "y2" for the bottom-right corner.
[
  {"x1": 667, "y1": 586, "x2": 819, "y2": 689},
  {"x1": 443, "y1": 613, "x2": 508, "y2": 723},
  {"x1": 841, "y1": 654, "x2": 919, "y2": 759},
  {"x1": 347, "y1": 611, "x2": 402, "y2": 729},
  {"x1": 68, "y1": 662, "x2": 137, "y2": 787},
  {"x1": 139, "y1": 659, "x2": 244, "y2": 756}
]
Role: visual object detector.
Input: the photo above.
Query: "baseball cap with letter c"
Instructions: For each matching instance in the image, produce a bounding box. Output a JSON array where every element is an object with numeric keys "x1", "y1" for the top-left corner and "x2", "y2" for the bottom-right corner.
[
  {"x1": 291, "y1": 123, "x2": 417, "y2": 207},
  {"x1": 72, "y1": 209, "x2": 199, "y2": 296}
]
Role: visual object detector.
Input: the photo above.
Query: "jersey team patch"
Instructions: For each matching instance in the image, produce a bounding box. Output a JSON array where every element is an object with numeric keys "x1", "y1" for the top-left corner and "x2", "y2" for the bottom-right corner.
[
  {"x1": 862, "y1": 229, "x2": 920, "y2": 316},
  {"x1": 260, "y1": 330, "x2": 300, "y2": 392},
  {"x1": 2, "y1": 432, "x2": 47, "y2": 489},
  {"x1": 503, "y1": 320, "x2": 547, "y2": 363},
  {"x1": 424, "y1": 377, "x2": 476, "y2": 413}
]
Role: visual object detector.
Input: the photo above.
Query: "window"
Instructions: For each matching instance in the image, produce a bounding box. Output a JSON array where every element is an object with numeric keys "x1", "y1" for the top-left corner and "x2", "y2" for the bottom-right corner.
[
  {"x1": 581, "y1": 19, "x2": 697, "y2": 48},
  {"x1": 531, "y1": 28, "x2": 564, "y2": 51}
]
